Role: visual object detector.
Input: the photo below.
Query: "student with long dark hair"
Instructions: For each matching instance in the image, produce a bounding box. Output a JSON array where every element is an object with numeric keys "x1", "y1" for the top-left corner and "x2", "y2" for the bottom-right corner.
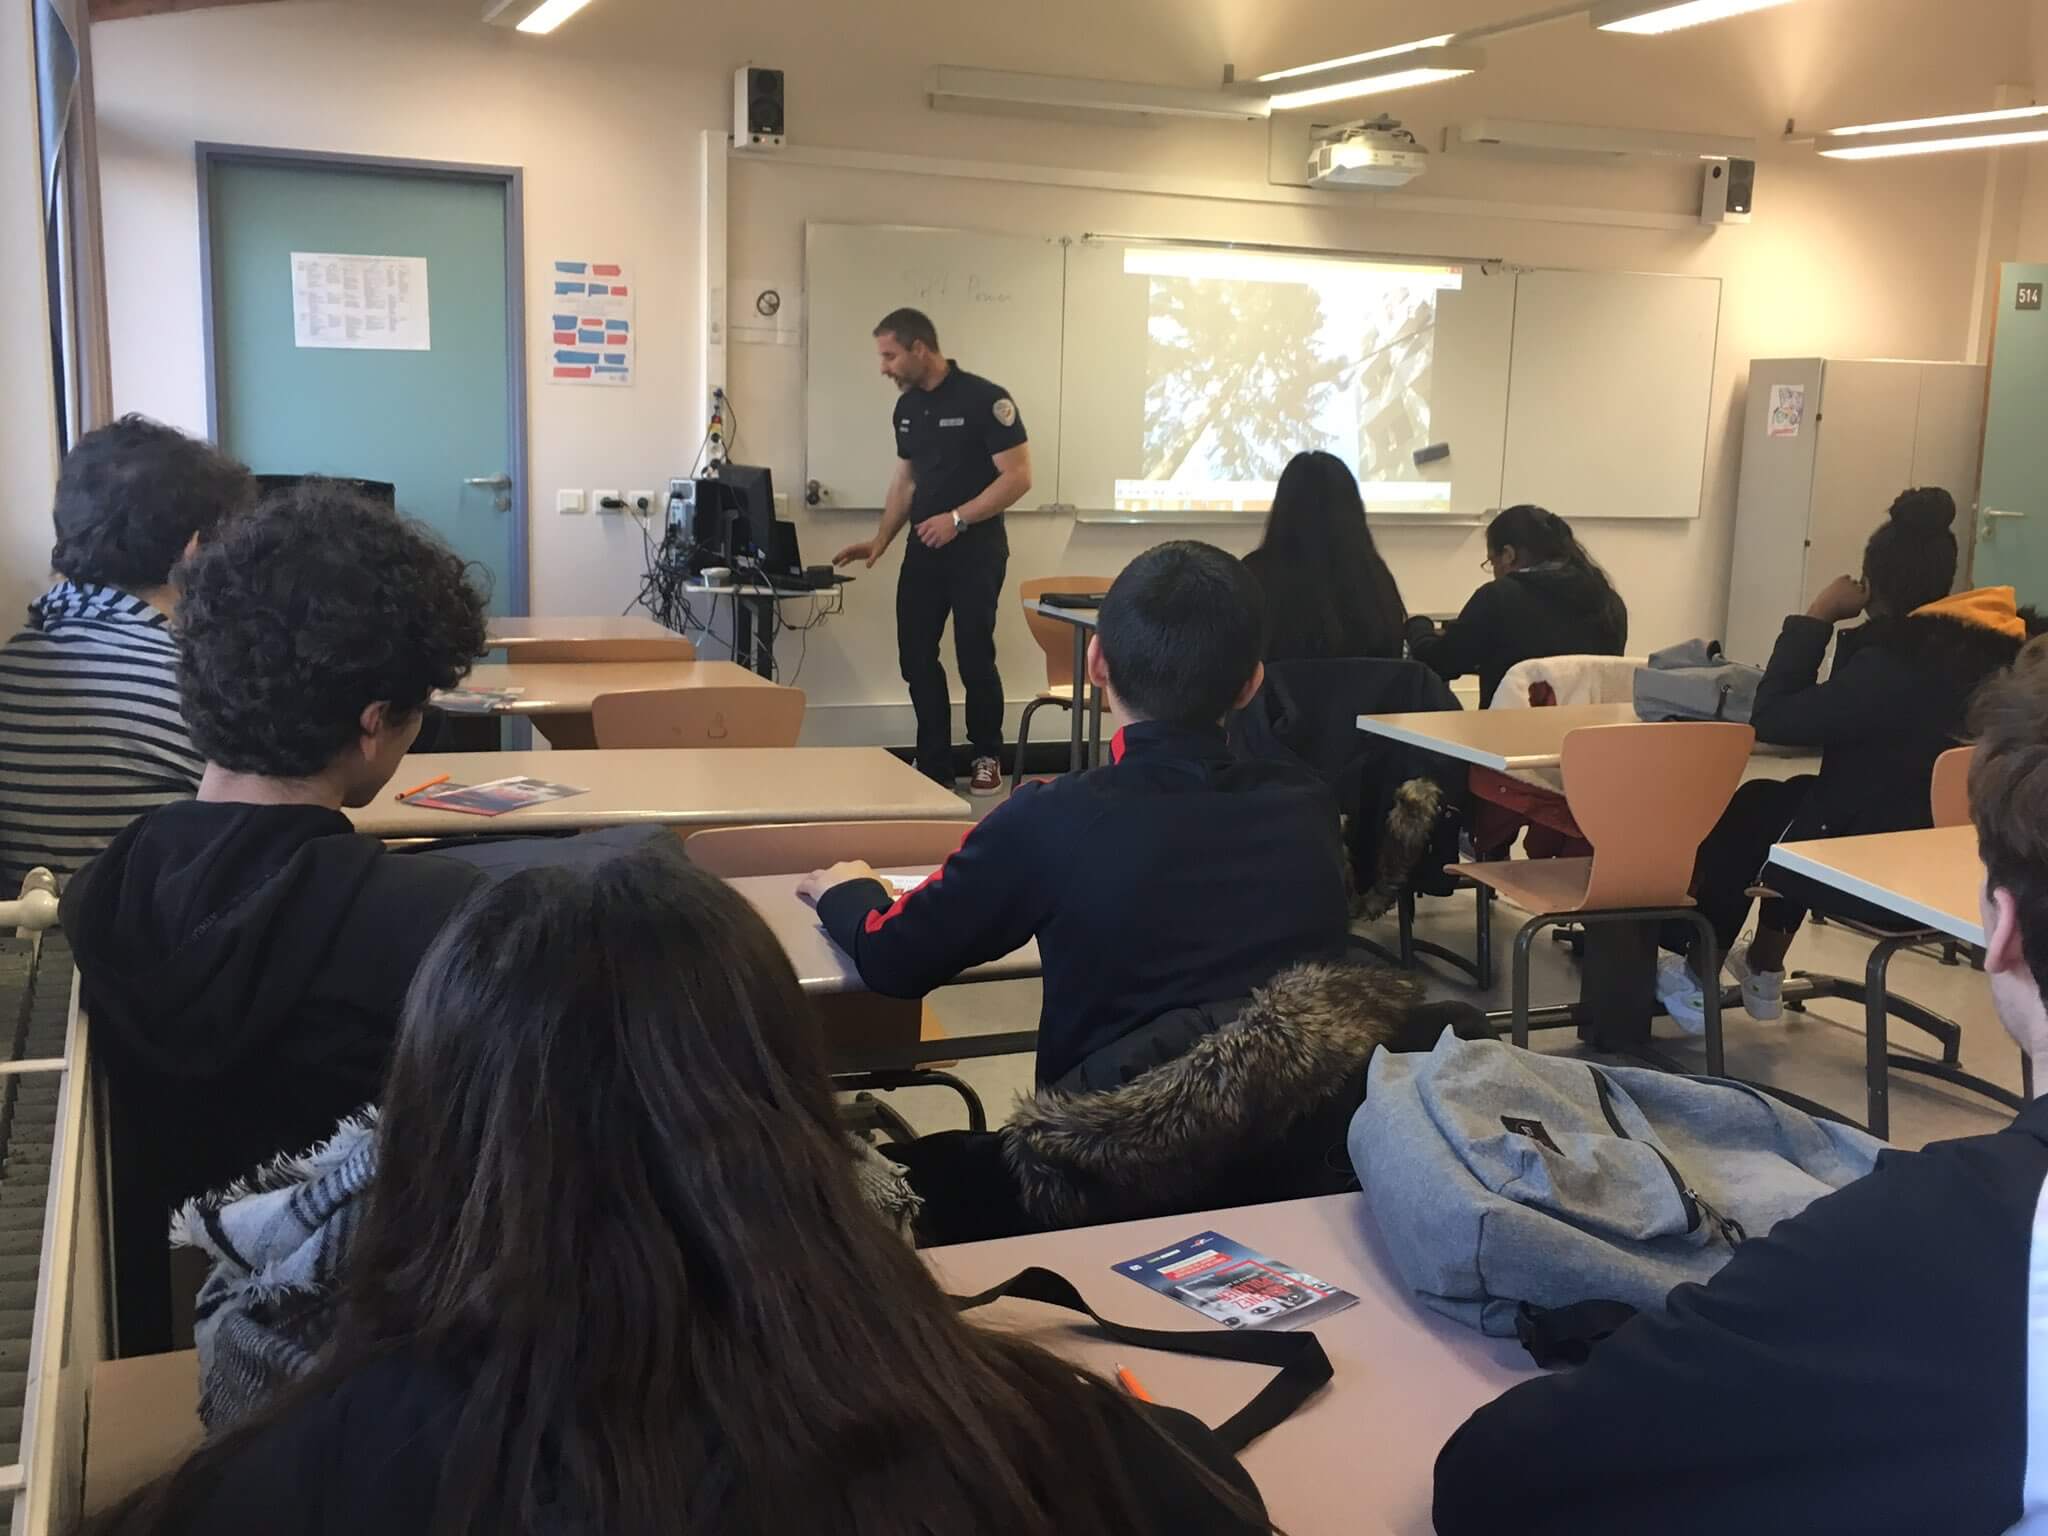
[
  {"x1": 1242, "y1": 450, "x2": 1408, "y2": 660},
  {"x1": 1409, "y1": 504, "x2": 1628, "y2": 705},
  {"x1": 99, "y1": 852, "x2": 1270, "y2": 1536}
]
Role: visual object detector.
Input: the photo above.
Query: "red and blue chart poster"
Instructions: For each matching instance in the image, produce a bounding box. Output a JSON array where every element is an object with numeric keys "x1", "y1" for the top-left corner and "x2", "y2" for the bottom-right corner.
[{"x1": 549, "y1": 259, "x2": 634, "y2": 386}]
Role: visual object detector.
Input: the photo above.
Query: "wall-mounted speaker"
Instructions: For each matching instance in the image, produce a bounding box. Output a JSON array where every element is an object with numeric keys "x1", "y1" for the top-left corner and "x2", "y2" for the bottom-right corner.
[
  {"x1": 1700, "y1": 157, "x2": 1755, "y2": 226},
  {"x1": 735, "y1": 66, "x2": 786, "y2": 150}
]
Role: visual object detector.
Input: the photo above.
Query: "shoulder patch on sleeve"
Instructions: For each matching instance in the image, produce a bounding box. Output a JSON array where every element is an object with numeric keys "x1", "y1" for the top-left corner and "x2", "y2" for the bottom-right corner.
[{"x1": 993, "y1": 396, "x2": 1018, "y2": 428}]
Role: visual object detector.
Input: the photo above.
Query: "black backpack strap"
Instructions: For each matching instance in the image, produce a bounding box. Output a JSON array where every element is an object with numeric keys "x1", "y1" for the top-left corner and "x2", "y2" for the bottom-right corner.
[
  {"x1": 951, "y1": 1265, "x2": 1332, "y2": 1453},
  {"x1": 1513, "y1": 1299, "x2": 1639, "y2": 1368}
]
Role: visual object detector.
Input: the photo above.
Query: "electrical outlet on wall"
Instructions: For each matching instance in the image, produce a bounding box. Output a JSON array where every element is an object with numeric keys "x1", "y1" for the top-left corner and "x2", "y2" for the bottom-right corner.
[
  {"x1": 592, "y1": 488, "x2": 622, "y2": 514},
  {"x1": 557, "y1": 489, "x2": 586, "y2": 515},
  {"x1": 627, "y1": 489, "x2": 655, "y2": 517}
]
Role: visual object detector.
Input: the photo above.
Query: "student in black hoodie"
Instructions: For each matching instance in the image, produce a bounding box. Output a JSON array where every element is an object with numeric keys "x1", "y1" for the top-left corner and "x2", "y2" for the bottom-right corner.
[
  {"x1": 1657, "y1": 488, "x2": 2037, "y2": 1030},
  {"x1": 97, "y1": 854, "x2": 1270, "y2": 1536},
  {"x1": 1434, "y1": 641, "x2": 2048, "y2": 1536},
  {"x1": 61, "y1": 482, "x2": 487, "y2": 1350},
  {"x1": 1408, "y1": 503, "x2": 1629, "y2": 705}
]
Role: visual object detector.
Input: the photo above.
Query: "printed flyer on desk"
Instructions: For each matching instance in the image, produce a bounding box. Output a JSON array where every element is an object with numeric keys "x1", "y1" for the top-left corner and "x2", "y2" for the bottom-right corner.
[{"x1": 1115, "y1": 1232, "x2": 1359, "y2": 1330}]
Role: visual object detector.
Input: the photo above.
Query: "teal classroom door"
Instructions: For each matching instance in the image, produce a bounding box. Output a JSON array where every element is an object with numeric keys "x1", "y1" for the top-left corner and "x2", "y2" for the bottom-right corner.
[
  {"x1": 206, "y1": 157, "x2": 524, "y2": 614},
  {"x1": 1976, "y1": 262, "x2": 2048, "y2": 605}
]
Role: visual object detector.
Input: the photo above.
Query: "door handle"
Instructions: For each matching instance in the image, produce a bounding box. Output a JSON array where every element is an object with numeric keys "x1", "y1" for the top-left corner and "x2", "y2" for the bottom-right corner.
[
  {"x1": 1981, "y1": 508, "x2": 2028, "y2": 542},
  {"x1": 465, "y1": 474, "x2": 513, "y2": 490}
]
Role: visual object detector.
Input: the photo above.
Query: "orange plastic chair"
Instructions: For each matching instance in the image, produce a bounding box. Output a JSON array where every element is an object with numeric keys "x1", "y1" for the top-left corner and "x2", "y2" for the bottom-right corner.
[
  {"x1": 1458, "y1": 722, "x2": 1754, "y2": 1073},
  {"x1": 1931, "y1": 746, "x2": 1974, "y2": 829},
  {"x1": 681, "y1": 820, "x2": 981, "y2": 1131},
  {"x1": 591, "y1": 685, "x2": 804, "y2": 749},
  {"x1": 505, "y1": 637, "x2": 697, "y2": 663},
  {"x1": 1016, "y1": 576, "x2": 1115, "y2": 790}
]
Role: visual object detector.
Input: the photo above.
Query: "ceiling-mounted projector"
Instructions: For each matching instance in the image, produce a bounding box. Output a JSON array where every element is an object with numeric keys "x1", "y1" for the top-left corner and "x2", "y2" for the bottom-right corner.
[{"x1": 1308, "y1": 117, "x2": 1428, "y2": 188}]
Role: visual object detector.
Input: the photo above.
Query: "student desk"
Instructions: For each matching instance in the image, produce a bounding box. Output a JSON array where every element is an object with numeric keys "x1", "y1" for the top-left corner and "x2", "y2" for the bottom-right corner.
[
  {"x1": 84, "y1": 1351, "x2": 202, "y2": 1519},
  {"x1": 485, "y1": 614, "x2": 683, "y2": 653},
  {"x1": 1357, "y1": 702, "x2": 1819, "y2": 787},
  {"x1": 1025, "y1": 599, "x2": 1107, "y2": 771},
  {"x1": 1769, "y1": 825, "x2": 1985, "y2": 947},
  {"x1": 1355, "y1": 704, "x2": 1815, "y2": 1064},
  {"x1": 349, "y1": 749, "x2": 967, "y2": 839},
  {"x1": 927, "y1": 1193, "x2": 1535, "y2": 1536},
  {"x1": 1767, "y1": 825, "x2": 2017, "y2": 1136},
  {"x1": 728, "y1": 868, "x2": 1043, "y2": 1074},
  {"x1": 443, "y1": 659, "x2": 771, "y2": 748}
]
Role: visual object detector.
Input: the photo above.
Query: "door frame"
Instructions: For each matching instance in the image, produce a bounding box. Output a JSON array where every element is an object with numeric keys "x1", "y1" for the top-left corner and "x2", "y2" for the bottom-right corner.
[{"x1": 195, "y1": 142, "x2": 530, "y2": 613}]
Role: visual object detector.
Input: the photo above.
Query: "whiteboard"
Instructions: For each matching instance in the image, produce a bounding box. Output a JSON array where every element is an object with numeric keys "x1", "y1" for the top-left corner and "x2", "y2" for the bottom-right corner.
[
  {"x1": 1501, "y1": 269, "x2": 1722, "y2": 521},
  {"x1": 801, "y1": 223, "x2": 1723, "y2": 523},
  {"x1": 803, "y1": 224, "x2": 1065, "y2": 511}
]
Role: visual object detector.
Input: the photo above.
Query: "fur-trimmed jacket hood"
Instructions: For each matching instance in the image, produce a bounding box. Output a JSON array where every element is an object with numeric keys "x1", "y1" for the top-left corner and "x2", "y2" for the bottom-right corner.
[{"x1": 1000, "y1": 961, "x2": 1437, "y2": 1228}]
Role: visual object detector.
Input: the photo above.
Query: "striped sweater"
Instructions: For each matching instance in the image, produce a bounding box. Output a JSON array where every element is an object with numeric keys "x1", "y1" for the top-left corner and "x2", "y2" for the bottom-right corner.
[{"x1": 0, "y1": 581, "x2": 202, "y2": 888}]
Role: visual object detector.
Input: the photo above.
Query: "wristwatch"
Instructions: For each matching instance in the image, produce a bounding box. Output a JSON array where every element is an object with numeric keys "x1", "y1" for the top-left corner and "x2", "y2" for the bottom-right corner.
[{"x1": 951, "y1": 511, "x2": 965, "y2": 533}]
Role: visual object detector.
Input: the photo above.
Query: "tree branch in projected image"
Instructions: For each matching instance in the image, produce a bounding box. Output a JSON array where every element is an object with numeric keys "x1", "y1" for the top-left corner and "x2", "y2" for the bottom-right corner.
[{"x1": 1143, "y1": 280, "x2": 1348, "y2": 482}]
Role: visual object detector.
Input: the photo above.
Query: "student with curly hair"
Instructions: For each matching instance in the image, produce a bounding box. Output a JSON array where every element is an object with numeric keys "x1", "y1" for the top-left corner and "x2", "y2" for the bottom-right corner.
[
  {"x1": 0, "y1": 416, "x2": 256, "y2": 886},
  {"x1": 61, "y1": 480, "x2": 489, "y2": 1351}
]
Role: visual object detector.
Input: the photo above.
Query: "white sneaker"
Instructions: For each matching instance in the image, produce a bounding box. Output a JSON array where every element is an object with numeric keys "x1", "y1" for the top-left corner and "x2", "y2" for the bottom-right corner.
[
  {"x1": 1725, "y1": 940, "x2": 1785, "y2": 1022},
  {"x1": 1656, "y1": 954, "x2": 1707, "y2": 1037}
]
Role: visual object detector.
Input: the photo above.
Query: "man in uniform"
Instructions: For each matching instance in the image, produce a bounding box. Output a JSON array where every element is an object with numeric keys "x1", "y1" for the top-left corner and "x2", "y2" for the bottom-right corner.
[{"x1": 834, "y1": 308, "x2": 1032, "y2": 795}]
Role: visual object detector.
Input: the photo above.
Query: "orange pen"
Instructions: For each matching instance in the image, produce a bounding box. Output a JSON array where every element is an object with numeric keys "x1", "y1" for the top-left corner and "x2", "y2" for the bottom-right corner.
[
  {"x1": 1115, "y1": 1363, "x2": 1154, "y2": 1403},
  {"x1": 393, "y1": 773, "x2": 451, "y2": 802}
]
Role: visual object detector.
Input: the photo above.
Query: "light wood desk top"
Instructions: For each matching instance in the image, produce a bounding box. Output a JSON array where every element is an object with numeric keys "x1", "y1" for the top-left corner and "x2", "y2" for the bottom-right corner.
[
  {"x1": 728, "y1": 867, "x2": 1041, "y2": 995},
  {"x1": 1770, "y1": 825, "x2": 1986, "y2": 946},
  {"x1": 486, "y1": 614, "x2": 680, "y2": 650},
  {"x1": 928, "y1": 1193, "x2": 1534, "y2": 1536},
  {"x1": 451, "y1": 660, "x2": 769, "y2": 715},
  {"x1": 350, "y1": 749, "x2": 969, "y2": 839},
  {"x1": 1358, "y1": 702, "x2": 1818, "y2": 780},
  {"x1": 85, "y1": 1350, "x2": 202, "y2": 1518}
]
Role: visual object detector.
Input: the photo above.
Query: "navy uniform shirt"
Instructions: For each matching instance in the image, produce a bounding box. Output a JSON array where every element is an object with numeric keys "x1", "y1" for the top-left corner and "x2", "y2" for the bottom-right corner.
[{"x1": 892, "y1": 361, "x2": 1027, "y2": 530}]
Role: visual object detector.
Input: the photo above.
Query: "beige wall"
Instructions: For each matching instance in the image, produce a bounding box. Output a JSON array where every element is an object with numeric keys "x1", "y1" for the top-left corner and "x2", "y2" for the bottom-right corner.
[
  {"x1": 91, "y1": 0, "x2": 2033, "y2": 743},
  {"x1": 2, "y1": 0, "x2": 61, "y2": 624}
]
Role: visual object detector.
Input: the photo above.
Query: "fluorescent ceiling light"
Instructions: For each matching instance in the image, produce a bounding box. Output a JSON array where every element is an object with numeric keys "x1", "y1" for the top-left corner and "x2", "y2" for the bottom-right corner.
[
  {"x1": 1256, "y1": 35, "x2": 1455, "y2": 84},
  {"x1": 1826, "y1": 105, "x2": 2048, "y2": 137},
  {"x1": 482, "y1": 0, "x2": 595, "y2": 34},
  {"x1": 1259, "y1": 45, "x2": 1484, "y2": 112},
  {"x1": 1455, "y1": 117, "x2": 1756, "y2": 161},
  {"x1": 1591, "y1": 0, "x2": 1797, "y2": 35},
  {"x1": 1821, "y1": 127, "x2": 2048, "y2": 159},
  {"x1": 1121, "y1": 245, "x2": 1464, "y2": 288},
  {"x1": 927, "y1": 66, "x2": 1268, "y2": 123}
]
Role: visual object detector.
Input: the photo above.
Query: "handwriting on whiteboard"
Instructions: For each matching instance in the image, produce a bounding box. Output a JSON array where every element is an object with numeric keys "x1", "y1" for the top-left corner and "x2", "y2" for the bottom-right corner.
[{"x1": 900, "y1": 270, "x2": 1014, "y2": 306}]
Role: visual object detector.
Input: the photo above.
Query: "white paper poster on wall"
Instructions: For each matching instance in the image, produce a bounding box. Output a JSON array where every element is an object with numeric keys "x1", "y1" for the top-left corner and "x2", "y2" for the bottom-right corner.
[
  {"x1": 730, "y1": 275, "x2": 801, "y2": 347},
  {"x1": 291, "y1": 252, "x2": 430, "y2": 351},
  {"x1": 1767, "y1": 383, "x2": 1807, "y2": 438},
  {"x1": 548, "y1": 260, "x2": 634, "y2": 386}
]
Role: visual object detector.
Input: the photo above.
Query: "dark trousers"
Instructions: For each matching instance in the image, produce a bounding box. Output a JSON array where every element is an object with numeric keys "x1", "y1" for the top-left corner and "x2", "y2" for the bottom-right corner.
[
  {"x1": 1689, "y1": 774, "x2": 1820, "y2": 954},
  {"x1": 897, "y1": 529, "x2": 1007, "y2": 779}
]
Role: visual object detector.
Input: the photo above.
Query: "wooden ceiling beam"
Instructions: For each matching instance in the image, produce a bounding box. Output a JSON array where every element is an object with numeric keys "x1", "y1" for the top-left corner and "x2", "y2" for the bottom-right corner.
[{"x1": 89, "y1": 0, "x2": 285, "y2": 22}]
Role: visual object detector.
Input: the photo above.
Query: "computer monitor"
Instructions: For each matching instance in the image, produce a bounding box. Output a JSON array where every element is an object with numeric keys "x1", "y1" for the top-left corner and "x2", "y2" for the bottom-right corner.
[{"x1": 719, "y1": 463, "x2": 778, "y2": 564}]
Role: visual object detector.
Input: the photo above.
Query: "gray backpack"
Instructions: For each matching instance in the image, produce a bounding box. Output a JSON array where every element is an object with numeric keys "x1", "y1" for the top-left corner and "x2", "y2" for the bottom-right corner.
[
  {"x1": 1633, "y1": 638, "x2": 1764, "y2": 723},
  {"x1": 1348, "y1": 1034, "x2": 1881, "y2": 1338}
]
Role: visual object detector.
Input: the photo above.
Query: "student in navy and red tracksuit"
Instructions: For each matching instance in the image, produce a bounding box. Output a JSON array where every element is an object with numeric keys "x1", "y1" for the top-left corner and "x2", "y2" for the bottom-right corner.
[{"x1": 798, "y1": 540, "x2": 1352, "y2": 1091}]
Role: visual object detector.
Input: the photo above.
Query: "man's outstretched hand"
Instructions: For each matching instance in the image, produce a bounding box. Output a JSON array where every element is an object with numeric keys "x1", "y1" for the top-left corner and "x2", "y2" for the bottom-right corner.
[{"x1": 833, "y1": 541, "x2": 882, "y2": 570}]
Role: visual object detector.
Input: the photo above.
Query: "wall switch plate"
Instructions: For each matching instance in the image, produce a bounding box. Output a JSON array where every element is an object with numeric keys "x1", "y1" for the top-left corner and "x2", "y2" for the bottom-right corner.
[
  {"x1": 772, "y1": 492, "x2": 790, "y2": 516},
  {"x1": 557, "y1": 489, "x2": 586, "y2": 515},
  {"x1": 592, "y1": 488, "x2": 621, "y2": 514}
]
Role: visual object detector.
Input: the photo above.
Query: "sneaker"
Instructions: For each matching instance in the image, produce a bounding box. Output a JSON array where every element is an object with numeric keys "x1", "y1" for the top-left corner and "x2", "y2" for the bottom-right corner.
[
  {"x1": 1725, "y1": 939, "x2": 1785, "y2": 1022},
  {"x1": 968, "y1": 757, "x2": 1004, "y2": 797},
  {"x1": 1656, "y1": 954, "x2": 1707, "y2": 1037}
]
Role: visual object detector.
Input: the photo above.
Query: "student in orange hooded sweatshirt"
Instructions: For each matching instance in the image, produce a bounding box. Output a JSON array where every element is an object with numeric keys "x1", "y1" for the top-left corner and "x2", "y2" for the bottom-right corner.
[{"x1": 1657, "y1": 488, "x2": 2042, "y2": 1031}]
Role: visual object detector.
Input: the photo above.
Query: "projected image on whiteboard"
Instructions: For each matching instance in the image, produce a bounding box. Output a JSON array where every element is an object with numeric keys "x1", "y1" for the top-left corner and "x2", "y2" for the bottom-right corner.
[{"x1": 1118, "y1": 248, "x2": 1460, "y2": 516}]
